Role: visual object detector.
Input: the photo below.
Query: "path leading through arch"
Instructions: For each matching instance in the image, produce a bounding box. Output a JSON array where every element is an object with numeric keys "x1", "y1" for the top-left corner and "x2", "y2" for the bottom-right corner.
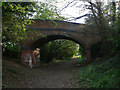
[
  {"x1": 3, "y1": 58, "x2": 80, "y2": 88},
  {"x1": 20, "y1": 19, "x2": 101, "y2": 67}
]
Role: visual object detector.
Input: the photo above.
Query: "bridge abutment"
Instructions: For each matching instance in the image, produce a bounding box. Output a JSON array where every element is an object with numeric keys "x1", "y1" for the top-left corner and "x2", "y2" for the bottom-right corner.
[
  {"x1": 21, "y1": 47, "x2": 40, "y2": 68},
  {"x1": 84, "y1": 48, "x2": 91, "y2": 62}
]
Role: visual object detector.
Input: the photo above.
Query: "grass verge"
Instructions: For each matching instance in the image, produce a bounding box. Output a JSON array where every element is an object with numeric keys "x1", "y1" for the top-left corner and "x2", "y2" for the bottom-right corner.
[{"x1": 77, "y1": 54, "x2": 120, "y2": 88}]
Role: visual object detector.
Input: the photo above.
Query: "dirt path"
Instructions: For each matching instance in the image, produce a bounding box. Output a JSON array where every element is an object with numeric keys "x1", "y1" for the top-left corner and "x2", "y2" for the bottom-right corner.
[{"x1": 2, "y1": 58, "x2": 79, "y2": 88}]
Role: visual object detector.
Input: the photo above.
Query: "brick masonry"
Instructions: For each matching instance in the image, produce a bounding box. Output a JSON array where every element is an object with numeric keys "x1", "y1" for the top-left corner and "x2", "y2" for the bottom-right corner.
[{"x1": 21, "y1": 19, "x2": 102, "y2": 67}]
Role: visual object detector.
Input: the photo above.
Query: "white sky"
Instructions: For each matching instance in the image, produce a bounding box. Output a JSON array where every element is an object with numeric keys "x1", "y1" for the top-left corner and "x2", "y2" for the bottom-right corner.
[
  {"x1": 37, "y1": 0, "x2": 120, "y2": 23},
  {"x1": 39, "y1": 0, "x2": 89, "y2": 23},
  {"x1": 55, "y1": 0, "x2": 120, "y2": 23},
  {"x1": 56, "y1": 0, "x2": 89, "y2": 23}
]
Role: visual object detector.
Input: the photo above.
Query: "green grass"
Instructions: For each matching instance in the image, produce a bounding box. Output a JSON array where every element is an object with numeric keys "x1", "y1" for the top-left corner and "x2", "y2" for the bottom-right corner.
[
  {"x1": 72, "y1": 55, "x2": 82, "y2": 59},
  {"x1": 77, "y1": 54, "x2": 120, "y2": 88}
]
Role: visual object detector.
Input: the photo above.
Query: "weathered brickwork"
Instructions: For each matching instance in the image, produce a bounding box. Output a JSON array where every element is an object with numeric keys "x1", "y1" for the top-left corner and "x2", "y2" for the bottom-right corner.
[{"x1": 21, "y1": 19, "x2": 101, "y2": 67}]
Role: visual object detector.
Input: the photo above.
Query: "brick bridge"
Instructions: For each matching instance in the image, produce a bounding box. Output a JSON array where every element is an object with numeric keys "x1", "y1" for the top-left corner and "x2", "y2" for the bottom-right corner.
[{"x1": 21, "y1": 19, "x2": 101, "y2": 67}]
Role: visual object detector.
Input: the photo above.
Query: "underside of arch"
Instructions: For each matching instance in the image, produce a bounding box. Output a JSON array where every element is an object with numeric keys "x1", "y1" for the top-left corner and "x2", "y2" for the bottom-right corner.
[{"x1": 30, "y1": 35, "x2": 84, "y2": 48}]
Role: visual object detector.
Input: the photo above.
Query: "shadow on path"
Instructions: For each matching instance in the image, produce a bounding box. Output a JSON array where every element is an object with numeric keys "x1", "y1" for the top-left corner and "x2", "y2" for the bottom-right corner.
[{"x1": 2, "y1": 58, "x2": 79, "y2": 88}]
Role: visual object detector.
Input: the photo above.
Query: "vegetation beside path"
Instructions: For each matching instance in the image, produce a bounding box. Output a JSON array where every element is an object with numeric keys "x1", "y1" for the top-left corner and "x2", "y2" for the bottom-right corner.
[
  {"x1": 77, "y1": 54, "x2": 120, "y2": 88},
  {"x1": 2, "y1": 54, "x2": 120, "y2": 88}
]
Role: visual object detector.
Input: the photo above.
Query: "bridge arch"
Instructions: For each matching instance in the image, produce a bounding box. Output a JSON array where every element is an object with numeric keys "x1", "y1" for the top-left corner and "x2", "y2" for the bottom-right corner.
[
  {"x1": 30, "y1": 35, "x2": 84, "y2": 48},
  {"x1": 20, "y1": 19, "x2": 101, "y2": 67}
]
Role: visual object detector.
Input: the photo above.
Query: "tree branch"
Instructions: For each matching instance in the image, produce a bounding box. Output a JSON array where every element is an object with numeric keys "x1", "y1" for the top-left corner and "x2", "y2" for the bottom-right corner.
[
  {"x1": 60, "y1": 0, "x2": 77, "y2": 12},
  {"x1": 68, "y1": 14, "x2": 91, "y2": 21}
]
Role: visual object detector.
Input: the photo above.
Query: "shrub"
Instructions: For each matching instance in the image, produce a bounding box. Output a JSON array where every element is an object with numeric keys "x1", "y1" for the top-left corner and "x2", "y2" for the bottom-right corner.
[{"x1": 77, "y1": 54, "x2": 120, "y2": 88}]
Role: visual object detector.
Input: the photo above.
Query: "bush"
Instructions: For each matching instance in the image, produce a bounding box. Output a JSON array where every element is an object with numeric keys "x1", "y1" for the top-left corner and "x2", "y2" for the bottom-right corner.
[
  {"x1": 40, "y1": 39, "x2": 79, "y2": 63},
  {"x1": 77, "y1": 54, "x2": 120, "y2": 88},
  {"x1": 2, "y1": 43, "x2": 21, "y2": 59},
  {"x1": 91, "y1": 42, "x2": 103, "y2": 59}
]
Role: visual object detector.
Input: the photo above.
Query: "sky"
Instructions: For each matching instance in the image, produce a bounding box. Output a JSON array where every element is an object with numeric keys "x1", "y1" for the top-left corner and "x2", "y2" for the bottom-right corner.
[
  {"x1": 53, "y1": 0, "x2": 120, "y2": 23},
  {"x1": 55, "y1": 0, "x2": 88, "y2": 23},
  {"x1": 39, "y1": 0, "x2": 90, "y2": 23},
  {"x1": 37, "y1": 0, "x2": 120, "y2": 23},
  {"x1": 56, "y1": 0, "x2": 89, "y2": 23}
]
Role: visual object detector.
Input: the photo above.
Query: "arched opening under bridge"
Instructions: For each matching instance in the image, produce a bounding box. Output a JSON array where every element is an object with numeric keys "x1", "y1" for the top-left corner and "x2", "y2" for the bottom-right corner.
[{"x1": 20, "y1": 19, "x2": 101, "y2": 67}]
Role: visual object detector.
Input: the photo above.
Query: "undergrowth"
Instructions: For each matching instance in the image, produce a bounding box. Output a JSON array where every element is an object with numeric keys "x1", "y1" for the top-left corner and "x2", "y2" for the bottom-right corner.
[{"x1": 77, "y1": 54, "x2": 120, "y2": 88}]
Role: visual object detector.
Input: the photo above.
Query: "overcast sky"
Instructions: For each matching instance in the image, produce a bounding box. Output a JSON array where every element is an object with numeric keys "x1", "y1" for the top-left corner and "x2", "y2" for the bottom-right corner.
[
  {"x1": 39, "y1": 0, "x2": 89, "y2": 23},
  {"x1": 54, "y1": 0, "x2": 87, "y2": 23},
  {"x1": 54, "y1": 0, "x2": 120, "y2": 23},
  {"x1": 38, "y1": 0, "x2": 120, "y2": 23},
  {"x1": 57, "y1": 0, "x2": 89, "y2": 23}
]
